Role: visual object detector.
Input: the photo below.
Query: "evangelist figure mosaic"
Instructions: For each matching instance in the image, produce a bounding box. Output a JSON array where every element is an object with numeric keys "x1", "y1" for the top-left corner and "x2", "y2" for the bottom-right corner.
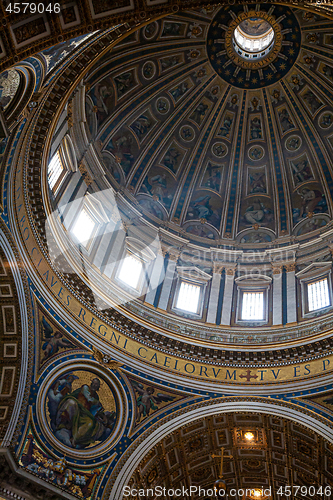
[{"x1": 46, "y1": 370, "x2": 117, "y2": 449}]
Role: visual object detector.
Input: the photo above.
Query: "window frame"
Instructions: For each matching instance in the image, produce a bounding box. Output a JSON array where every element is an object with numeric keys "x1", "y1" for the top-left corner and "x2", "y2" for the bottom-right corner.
[
  {"x1": 240, "y1": 290, "x2": 265, "y2": 321},
  {"x1": 300, "y1": 270, "x2": 332, "y2": 317},
  {"x1": 235, "y1": 275, "x2": 271, "y2": 326},
  {"x1": 116, "y1": 250, "x2": 146, "y2": 293},
  {"x1": 171, "y1": 266, "x2": 211, "y2": 319},
  {"x1": 71, "y1": 206, "x2": 97, "y2": 249},
  {"x1": 68, "y1": 194, "x2": 105, "y2": 252},
  {"x1": 307, "y1": 277, "x2": 331, "y2": 312},
  {"x1": 173, "y1": 278, "x2": 204, "y2": 316},
  {"x1": 47, "y1": 149, "x2": 67, "y2": 194}
]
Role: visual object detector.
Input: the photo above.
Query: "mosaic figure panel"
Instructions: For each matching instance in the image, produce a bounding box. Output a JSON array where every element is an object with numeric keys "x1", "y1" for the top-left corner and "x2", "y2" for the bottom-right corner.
[
  {"x1": 114, "y1": 68, "x2": 138, "y2": 100},
  {"x1": 184, "y1": 222, "x2": 217, "y2": 240},
  {"x1": 294, "y1": 215, "x2": 329, "y2": 236},
  {"x1": 299, "y1": 87, "x2": 324, "y2": 115},
  {"x1": 189, "y1": 98, "x2": 212, "y2": 127},
  {"x1": 323, "y1": 33, "x2": 333, "y2": 47},
  {"x1": 160, "y1": 54, "x2": 183, "y2": 73},
  {"x1": 317, "y1": 61, "x2": 333, "y2": 84},
  {"x1": 106, "y1": 129, "x2": 139, "y2": 176},
  {"x1": 240, "y1": 197, "x2": 274, "y2": 230},
  {"x1": 142, "y1": 60, "x2": 156, "y2": 80},
  {"x1": 292, "y1": 184, "x2": 328, "y2": 224},
  {"x1": 88, "y1": 76, "x2": 114, "y2": 125},
  {"x1": 237, "y1": 230, "x2": 273, "y2": 244},
  {"x1": 85, "y1": 97, "x2": 96, "y2": 137},
  {"x1": 102, "y1": 152, "x2": 123, "y2": 184},
  {"x1": 39, "y1": 310, "x2": 77, "y2": 366},
  {"x1": 45, "y1": 369, "x2": 117, "y2": 449},
  {"x1": 160, "y1": 142, "x2": 185, "y2": 174},
  {"x1": 186, "y1": 191, "x2": 222, "y2": 228},
  {"x1": 161, "y1": 21, "x2": 187, "y2": 38},
  {"x1": 217, "y1": 111, "x2": 235, "y2": 140},
  {"x1": 140, "y1": 168, "x2": 176, "y2": 211},
  {"x1": 130, "y1": 110, "x2": 157, "y2": 142},
  {"x1": 248, "y1": 114, "x2": 264, "y2": 141},
  {"x1": 169, "y1": 79, "x2": 192, "y2": 103},
  {"x1": 289, "y1": 153, "x2": 315, "y2": 188},
  {"x1": 131, "y1": 379, "x2": 176, "y2": 424},
  {"x1": 276, "y1": 106, "x2": 296, "y2": 134},
  {"x1": 143, "y1": 22, "x2": 158, "y2": 40},
  {"x1": 247, "y1": 166, "x2": 267, "y2": 195},
  {"x1": 200, "y1": 162, "x2": 223, "y2": 193},
  {"x1": 137, "y1": 195, "x2": 167, "y2": 220}
]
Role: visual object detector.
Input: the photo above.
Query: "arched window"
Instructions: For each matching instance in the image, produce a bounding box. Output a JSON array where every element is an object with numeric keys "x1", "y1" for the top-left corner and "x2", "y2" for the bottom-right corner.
[{"x1": 48, "y1": 151, "x2": 65, "y2": 192}]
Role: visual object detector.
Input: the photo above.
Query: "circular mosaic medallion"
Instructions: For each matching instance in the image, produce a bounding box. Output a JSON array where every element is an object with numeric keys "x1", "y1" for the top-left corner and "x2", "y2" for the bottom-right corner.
[
  {"x1": 143, "y1": 21, "x2": 158, "y2": 40},
  {"x1": 212, "y1": 142, "x2": 228, "y2": 158},
  {"x1": 180, "y1": 125, "x2": 196, "y2": 142},
  {"x1": 248, "y1": 145, "x2": 265, "y2": 161},
  {"x1": 318, "y1": 111, "x2": 333, "y2": 129},
  {"x1": 38, "y1": 364, "x2": 125, "y2": 456},
  {"x1": 155, "y1": 97, "x2": 170, "y2": 114},
  {"x1": 142, "y1": 61, "x2": 156, "y2": 80},
  {"x1": 285, "y1": 135, "x2": 302, "y2": 152},
  {"x1": 207, "y1": 4, "x2": 301, "y2": 89}
]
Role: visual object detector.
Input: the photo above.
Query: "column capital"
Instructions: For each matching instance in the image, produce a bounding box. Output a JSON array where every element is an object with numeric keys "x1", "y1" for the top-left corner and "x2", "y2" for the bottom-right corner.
[
  {"x1": 168, "y1": 248, "x2": 181, "y2": 262},
  {"x1": 225, "y1": 265, "x2": 237, "y2": 276},
  {"x1": 285, "y1": 262, "x2": 296, "y2": 272},
  {"x1": 213, "y1": 262, "x2": 224, "y2": 274},
  {"x1": 271, "y1": 265, "x2": 283, "y2": 275}
]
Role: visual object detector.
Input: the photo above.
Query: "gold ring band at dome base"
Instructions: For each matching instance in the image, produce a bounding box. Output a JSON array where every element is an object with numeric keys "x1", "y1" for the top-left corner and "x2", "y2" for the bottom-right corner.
[{"x1": 225, "y1": 11, "x2": 282, "y2": 70}]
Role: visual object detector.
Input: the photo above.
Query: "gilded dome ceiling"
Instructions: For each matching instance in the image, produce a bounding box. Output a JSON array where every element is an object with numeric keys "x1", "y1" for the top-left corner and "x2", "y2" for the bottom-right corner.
[
  {"x1": 4, "y1": 4, "x2": 333, "y2": 500},
  {"x1": 82, "y1": 4, "x2": 333, "y2": 247}
]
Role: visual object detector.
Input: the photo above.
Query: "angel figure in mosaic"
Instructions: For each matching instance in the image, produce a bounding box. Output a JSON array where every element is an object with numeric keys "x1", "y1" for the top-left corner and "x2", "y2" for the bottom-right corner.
[
  {"x1": 132, "y1": 381, "x2": 175, "y2": 422},
  {"x1": 41, "y1": 316, "x2": 76, "y2": 359}
]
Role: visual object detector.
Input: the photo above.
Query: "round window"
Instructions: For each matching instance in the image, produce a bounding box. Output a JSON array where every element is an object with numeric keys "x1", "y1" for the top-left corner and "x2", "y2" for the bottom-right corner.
[{"x1": 233, "y1": 17, "x2": 275, "y2": 60}]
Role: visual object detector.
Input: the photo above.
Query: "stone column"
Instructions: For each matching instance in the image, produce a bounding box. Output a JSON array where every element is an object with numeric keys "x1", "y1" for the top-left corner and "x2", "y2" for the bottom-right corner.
[
  {"x1": 157, "y1": 250, "x2": 180, "y2": 311},
  {"x1": 285, "y1": 262, "x2": 297, "y2": 324},
  {"x1": 272, "y1": 265, "x2": 283, "y2": 326},
  {"x1": 206, "y1": 263, "x2": 223, "y2": 324},
  {"x1": 103, "y1": 213, "x2": 126, "y2": 278},
  {"x1": 220, "y1": 266, "x2": 236, "y2": 326},
  {"x1": 145, "y1": 249, "x2": 165, "y2": 306}
]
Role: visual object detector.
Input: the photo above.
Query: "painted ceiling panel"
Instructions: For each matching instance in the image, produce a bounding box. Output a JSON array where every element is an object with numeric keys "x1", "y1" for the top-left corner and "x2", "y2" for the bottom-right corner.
[{"x1": 82, "y1": 4, "x2": 333, "y2": 245}]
